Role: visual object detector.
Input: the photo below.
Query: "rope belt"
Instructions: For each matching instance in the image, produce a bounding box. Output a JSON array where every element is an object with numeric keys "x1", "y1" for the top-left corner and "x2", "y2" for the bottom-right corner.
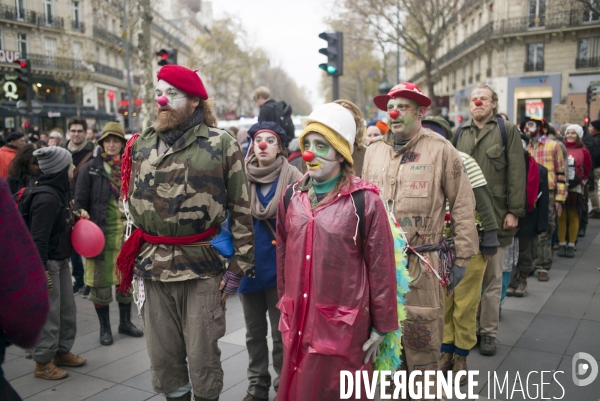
[{"x1": 405, "y1": 238, "x2": 455, "y2": 291}]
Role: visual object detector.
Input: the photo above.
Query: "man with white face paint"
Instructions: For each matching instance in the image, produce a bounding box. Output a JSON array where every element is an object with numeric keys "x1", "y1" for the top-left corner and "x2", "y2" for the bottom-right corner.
[
  {"x1": 363, "y1": 82, "x2": 478, "y2": 400},
  {"x1": 275, "y1": 103, "x2": 398, "y2": 401},
  {"x1": 117, "y1": 65, "x2": 254, "y2": 401}
]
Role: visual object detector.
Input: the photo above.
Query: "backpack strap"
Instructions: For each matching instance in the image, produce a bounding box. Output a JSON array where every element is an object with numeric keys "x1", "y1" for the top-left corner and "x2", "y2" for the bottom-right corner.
[
  {"x1": 73, "y1": 150, "x2": 93, "y2": 178},
  {"x1": 496, "y1": 114, "x2": 507, "y2": 151},
  {"x1": 452, "y1": 125, "x2": 463, "y2": 147}
]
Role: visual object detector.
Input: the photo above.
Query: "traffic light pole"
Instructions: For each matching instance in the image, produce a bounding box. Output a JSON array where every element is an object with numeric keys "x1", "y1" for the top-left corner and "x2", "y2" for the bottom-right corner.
[
  {"x1": 332, "y1": 76, "x2": 339, "y2": 101},
  {"x1": 124, "y1": 0, "x2": 133, "y2": 131},
  {"x1": 25, "y1": 62, "x2": 32, "y2": 122}
]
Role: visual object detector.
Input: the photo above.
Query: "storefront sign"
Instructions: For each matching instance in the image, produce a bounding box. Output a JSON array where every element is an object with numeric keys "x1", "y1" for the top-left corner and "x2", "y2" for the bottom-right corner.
[
  {"x1": 525, "y1": 99, "x2": 544, "y2": 118},
  {"x1": 0, "y1": 50, "x2": 21, "y2": 64},
  {"x1": 553, "y1": 104, "x2": 587, "y2": 124},
  {"x1": 3, "y1": 81, "x2": 18, "y2": 100},
  {"x1": 47, "y1": 111, "x2": 61, "y2": 118}
]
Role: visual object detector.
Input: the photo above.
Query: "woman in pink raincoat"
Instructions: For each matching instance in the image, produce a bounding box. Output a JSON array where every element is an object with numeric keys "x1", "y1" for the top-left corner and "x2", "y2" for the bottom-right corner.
[{"x1": 275, "y1": 103, "x2": 398, "y2": 401}]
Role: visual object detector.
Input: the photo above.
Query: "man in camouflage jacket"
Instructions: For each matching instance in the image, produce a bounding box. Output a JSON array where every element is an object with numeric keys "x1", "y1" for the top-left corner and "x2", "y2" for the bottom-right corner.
[{"x1": 128, "y1": 65, "x2": 254, "y2": 401}]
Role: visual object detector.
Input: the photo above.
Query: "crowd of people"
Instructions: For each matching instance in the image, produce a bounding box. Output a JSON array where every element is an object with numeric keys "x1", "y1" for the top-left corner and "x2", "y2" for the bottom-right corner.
[{"x1": 1, "y1": 65, "x2": 599, "y2": 401}]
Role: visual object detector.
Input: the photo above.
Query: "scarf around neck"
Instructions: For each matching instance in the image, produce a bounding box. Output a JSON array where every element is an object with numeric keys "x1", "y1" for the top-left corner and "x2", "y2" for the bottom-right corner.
[
  {"x1": 68, "y1": 139, "x2": 88, "y2": 154},
  {"x1": 245, "y1": 154, "x2": 302, "y2": 220},
  {"x1": 156, "y1": 107, "x2": 204, "y2": 147},
  {"x1": 102, "y1": 153, "x2": 122, "y2": 200}
]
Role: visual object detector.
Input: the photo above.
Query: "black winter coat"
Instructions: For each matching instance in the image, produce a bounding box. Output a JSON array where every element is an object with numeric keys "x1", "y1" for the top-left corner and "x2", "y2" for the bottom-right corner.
[
  {"x1": 67, "y1": 140, "x2": 95, "y2": 197},
  {"x1": 28, "y1": 168, "x2": 73, "y2": 267},
  {"x1": 518, "y1": 155, "x2": 549, "y2": 238},
  {"x1": 258, "y1": 99, "x2": 278, "y2": 123},
  {"x1": 74, "y1": 154, "x2": 113, "y2": 261}
]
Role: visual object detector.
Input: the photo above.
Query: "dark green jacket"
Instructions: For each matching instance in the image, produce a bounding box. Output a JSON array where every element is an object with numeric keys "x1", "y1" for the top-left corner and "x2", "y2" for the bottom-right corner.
[{"x1": 455, "y1": 116, "x2": 526, "y2": 246}]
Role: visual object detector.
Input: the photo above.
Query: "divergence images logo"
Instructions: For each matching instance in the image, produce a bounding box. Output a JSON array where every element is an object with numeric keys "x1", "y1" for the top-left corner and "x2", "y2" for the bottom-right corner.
[{"x1": 572, "y1": 352, "x2": 598, "y2": 387}]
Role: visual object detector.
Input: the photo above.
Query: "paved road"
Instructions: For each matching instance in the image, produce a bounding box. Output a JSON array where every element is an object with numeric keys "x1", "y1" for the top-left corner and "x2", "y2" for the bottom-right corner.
[{"x1": 6, "y1": 220, "x2": 600, "y2": 400}]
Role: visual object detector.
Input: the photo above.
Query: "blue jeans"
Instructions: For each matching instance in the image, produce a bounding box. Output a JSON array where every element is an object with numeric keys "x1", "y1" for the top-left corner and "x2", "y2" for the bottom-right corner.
[{"x1": 71, "y1": 250, "x2": 84, "y2": 285}]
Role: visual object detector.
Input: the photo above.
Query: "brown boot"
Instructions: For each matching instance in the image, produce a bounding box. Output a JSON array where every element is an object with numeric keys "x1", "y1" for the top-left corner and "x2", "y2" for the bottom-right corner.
[
  {"x1": 452, "y1": 354, "x2": 468, "y2": 386},
  {"x1": 52, "y1": 351, "x2": 87, "y2": 367},
  {"x1": 34, "y1": 361, "x2": 68, "y2": 380},
  {"x1": 438, "y1": 351, "x2": 453, "y2": 374}
]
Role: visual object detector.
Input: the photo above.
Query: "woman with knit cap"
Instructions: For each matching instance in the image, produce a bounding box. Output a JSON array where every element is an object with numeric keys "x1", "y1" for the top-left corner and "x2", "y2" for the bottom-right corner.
[
  {"x1": 240, "y1": 121, "x2": 302, "y2": 401},
  {"x1": 27, "y1": 146, "x2": 87, "y2": 380},
  {"x1": 275, "y1": 103, "x2": 398, "y2": 401},
  {"x1": 557, "y1": 124, "x2": 592, "y2": 258},
  {"x1": 74, "y1": 122, "x2": 143, "y2": 346}
]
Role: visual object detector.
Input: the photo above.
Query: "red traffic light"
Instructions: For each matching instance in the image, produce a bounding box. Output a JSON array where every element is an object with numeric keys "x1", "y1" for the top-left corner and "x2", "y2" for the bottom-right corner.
[
  {"x1": 457, "y1": 115, "x2": 463, "y2": 123},
  {"x1": 161, "y1": 53, "x2": 168, "y2": 60},
  {"x1": 585, "y1": 117, "x2": 590, "y2": 125},
  {"x1": 13, "y1": 59, "x2": 27, "y2": 68}
]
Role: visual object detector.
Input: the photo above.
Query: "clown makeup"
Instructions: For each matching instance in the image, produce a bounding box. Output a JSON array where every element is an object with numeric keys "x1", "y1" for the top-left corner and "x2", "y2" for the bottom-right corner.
[
  {"x1": 253, "y1": 132, "x2": 280, "y2": 167},
  {"x1": 302, "y1": 132, "x2": 342, "y2": 183},
  {"x1": 525, "y1": 120, "x2": 540, "y2": 137},
  {"x1": 387, "y1": 97, "x2": 421, "y2": 139},
  {"x1": 470, "y1": 88, "x2": 496, "y2": 123},
  {"x1": 156, "y1": 80, "x2": 188, "y2": 111},
  {"x1": 365, "y1": 125, "x2": 382, "y2": 145}
]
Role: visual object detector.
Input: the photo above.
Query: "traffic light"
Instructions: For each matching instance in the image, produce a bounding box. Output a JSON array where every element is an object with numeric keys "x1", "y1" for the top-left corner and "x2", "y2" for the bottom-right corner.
[
  {"x1": 584, "y1": 116, "x2": 590, "y2": 125},
  {"x1": 586, "y1": 85, "x2": 597, "y2": 105},
  {"x1": 156, "y1": 48, "x2": 177, "y2": 66},
  {"x1": 13, "y1": 58, "x2": 31, "y2": 83},
  {"x1": 318, "y1": 32, "x2": 343, "y2": 77}
]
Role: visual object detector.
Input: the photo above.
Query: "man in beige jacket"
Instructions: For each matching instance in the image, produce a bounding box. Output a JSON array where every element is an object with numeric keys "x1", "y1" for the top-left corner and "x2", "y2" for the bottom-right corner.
[{"x1": 363, "y1": 82, "x2": 479, "y2": 400}]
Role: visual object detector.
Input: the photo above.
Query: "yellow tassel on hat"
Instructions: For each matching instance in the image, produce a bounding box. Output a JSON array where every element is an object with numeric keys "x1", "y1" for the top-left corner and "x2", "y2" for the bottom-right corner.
[{"x1": 299, "y1": 122, "x2": 353, "y2": 165}]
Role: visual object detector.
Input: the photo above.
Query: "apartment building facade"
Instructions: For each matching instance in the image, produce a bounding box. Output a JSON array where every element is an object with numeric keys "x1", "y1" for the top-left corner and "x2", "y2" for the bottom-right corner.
[{"x1": 406, "y1": 0, "x2": 600, "y2": 125}]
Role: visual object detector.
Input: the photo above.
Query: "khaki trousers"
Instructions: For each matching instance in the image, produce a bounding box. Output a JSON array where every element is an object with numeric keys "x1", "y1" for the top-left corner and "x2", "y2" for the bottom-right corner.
[
  {"x1": 477, "y1": 246, "x2": 506, "y2": 338},
  {"x1": 444, "y1": 253, "x2": 487, "y2": 350},
  {"x1": 142, "y1": 276, "x2": 225, "y2": 398},
  {"x1": 399, "y1": 254, "x2": 444, "y2": 401}
]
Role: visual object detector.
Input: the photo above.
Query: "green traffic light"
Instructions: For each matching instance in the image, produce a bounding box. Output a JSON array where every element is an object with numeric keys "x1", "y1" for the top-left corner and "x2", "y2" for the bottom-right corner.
[{"x1": 327, "y1": 66, "x2": 337, "y2": 74}]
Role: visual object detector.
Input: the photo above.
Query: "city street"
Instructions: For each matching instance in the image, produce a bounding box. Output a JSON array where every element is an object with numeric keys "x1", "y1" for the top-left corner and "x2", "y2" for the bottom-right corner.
[{"x1": 4, "y1": 219, "x2": 600, "y2": 401}]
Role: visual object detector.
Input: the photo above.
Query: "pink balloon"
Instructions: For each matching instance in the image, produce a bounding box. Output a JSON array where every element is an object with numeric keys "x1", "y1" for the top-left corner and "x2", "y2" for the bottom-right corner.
[{"x1": 71, "y1": 219, "x2": 105, "y2": 258}]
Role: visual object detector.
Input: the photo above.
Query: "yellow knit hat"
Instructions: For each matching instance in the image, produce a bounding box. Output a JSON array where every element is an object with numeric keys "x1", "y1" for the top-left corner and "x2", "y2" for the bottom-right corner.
[{"x1": 299, "y1": 122, "x2": 354, "y2": 165}]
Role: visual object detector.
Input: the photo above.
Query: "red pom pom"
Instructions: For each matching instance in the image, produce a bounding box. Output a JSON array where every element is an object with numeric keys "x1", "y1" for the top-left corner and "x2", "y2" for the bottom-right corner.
[
  {"x1": 389, "y1": 109, "x2": 400, "y2": 119},
  {"x1": 444, "y1": 213, "x2": 451, "y2": 222},
  {"x1": 302, "y1": 151, "x2": 315, "y2": 162}
]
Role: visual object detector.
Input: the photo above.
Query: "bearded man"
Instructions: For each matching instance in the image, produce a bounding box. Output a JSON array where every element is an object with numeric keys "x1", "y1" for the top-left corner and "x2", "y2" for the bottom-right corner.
[
  {"x1": 118, "y1": 65, "x2": 254, "y2": 401},
  {"x1": 363, "y1": 82, "x2": 478, "y2": 400}
]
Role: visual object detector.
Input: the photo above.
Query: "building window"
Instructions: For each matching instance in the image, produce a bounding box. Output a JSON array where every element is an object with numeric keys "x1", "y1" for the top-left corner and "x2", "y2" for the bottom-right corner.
[
  {"x1": 526, "y1": 43, "x2": 544, "y2": 71},
  {"x1": 42, "y1": 0, "x2": 54, "y2": 25},
  {"x1": 73, "y1": 41, "x2": 82, "y2": 61},
  {"x1": 577, "y1": 37, "x2": 600, "y2": 68},
  {"x1": 583, "y1": 1, "x2": 600, "y2": 22},
  {"x1": 528, "y1": 0, "x2": 546, "y2": 28},
  {"x1": 97, "y1": 87, "x2": 106, "y2": 111},
  {"x1": 452, "y1": 71, "x2": 456, "y2": 89},
  {"x1": 15, "y1": 0, "x2": 26, "y2": 19},
  {"x1": 0, "y1": 30, "x2": 3, "y2": 50},
  {"x1": 71, "y1": 1, "x2": 81, "y2": 30},
  {"x1": 44, "y1": 38, "x2": 57, "y2": 57},
  {"x1": 487, "y1": 52, "x2": 493, "y2": 77},
  {"x1": 17, "y1": 33, "x2": 27, "y2": 58},
  {"x1": 95, "y1": 46, "x2": 99, "y2": 63}
]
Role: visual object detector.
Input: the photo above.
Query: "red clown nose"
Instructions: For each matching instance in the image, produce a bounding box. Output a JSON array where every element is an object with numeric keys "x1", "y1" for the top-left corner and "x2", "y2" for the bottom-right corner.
[
  {"x1": 474, "y1": 99, "x2": 483, "y2": 107},
  {"x1": 157, "y1": 95, "x2": 169, "y2": 106},
  {"x1": 258, "y1": 141, "x2": 268, "y2": 150},
  {"x1": 302, "y1": 151, "x2": 315, "y2": 162},
  {"x1": 389, "y1": 109, "x2": 400, "y2": 119}
]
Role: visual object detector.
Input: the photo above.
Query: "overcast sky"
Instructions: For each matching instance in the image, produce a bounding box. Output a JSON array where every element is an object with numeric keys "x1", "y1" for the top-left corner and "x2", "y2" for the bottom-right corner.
[{"x1": 211, "y1": 0, "x2": 333, "y2": 107}]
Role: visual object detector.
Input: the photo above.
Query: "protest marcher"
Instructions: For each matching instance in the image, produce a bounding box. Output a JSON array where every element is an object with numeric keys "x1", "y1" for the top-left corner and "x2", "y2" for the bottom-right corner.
[
  {"x1": 47, "y1": 130, "x2": 63, "y2": 147},
  {"x1": 6, "y1": 144, "x2": 40, "y2": 194},
  {"x1": 117, "y1": 65, "x2": 254, "y2": 401},
  {"x1": 276, "y1": 103, "x2": 398, "y2": 401},
  {"x1": 25, "y1": 146, "x2": 87, "y2": 380},
  {"x1": 240, "y1": 121, "x2": 302, "y2": 401},
  {"x1": 286, "y1": 138, "x2": 303, "y2": 171},
  {"x1": 253, "y1": 86, "x2": 294, "y2": 147},
  {"x1": 363, "y1": 83, "x2": 478, "y2": 399},
  {"x1": 74, "y1": 122, "x2": 143, "y2": 346},
  {"x1": 585, "y1": 120, "x2": 600, "y2": 218},
  {"x1": 556, "y1": 125, "x2": 591, "y2": 258},
  {"x1": 524, "y1": 116, "x2": 567, "y2": 280},
  {"x1": 0, "y1": 177, "x2": 49, "y2": 400},
  {"x1": 334, "y1": 100, "x2": 367, "y2": 177},
  {"x1": 507, "y1": 134, "x2": 549, "y2": 298},
  {"x1": 0, "y1": 132, "x2": 26, "y2": 179},
  {"x1": 422, "y1": 116, "x2": 499, "y2": 382},
  {"x1": 365, "y1": 122, "x2": 382, "y2": 145},
  {"x1": 453, "y1": 85, "x2": 526, "y2": 356}
]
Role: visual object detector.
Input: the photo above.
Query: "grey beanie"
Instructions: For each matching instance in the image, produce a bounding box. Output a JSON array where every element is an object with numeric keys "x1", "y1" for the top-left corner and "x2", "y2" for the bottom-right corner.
[{"x1": 33, "y1": 146, "x2": 72, "y2": 175}]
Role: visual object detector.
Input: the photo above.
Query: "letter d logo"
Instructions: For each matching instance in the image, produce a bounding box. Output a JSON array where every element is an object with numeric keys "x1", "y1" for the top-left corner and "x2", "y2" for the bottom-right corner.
[{"x1": 572, "y1": 352, "x2": 598, "y2": 386}]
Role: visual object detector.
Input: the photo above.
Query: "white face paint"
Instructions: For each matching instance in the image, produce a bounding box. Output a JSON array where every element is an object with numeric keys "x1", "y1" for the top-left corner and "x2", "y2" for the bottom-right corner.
[
  {"x1": 253, "y1": 132, "x2": 279, "y2": 167},
  {"x1": 302, "y1": 132, "x2": 342, "y2": 183},
  {"x1": 155, "y1": 80, "x2": 188, "y2": 111}
]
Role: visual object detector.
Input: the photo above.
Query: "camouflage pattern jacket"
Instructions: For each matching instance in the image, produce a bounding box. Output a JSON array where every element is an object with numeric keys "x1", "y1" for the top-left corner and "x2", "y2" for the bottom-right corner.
[{"x1": 129, "y1": 123, "x2": 254, "y2": 282}]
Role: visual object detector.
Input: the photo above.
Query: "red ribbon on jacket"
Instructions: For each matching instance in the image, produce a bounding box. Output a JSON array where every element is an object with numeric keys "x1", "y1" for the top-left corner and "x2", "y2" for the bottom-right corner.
[
  {"x1": 121, "y1": 133, "x2": 140, "y2": 202},
  {"x1": 526, "y1": 156, "x2": 540, "y2": 213},
  {"x1": 116, "y1": 226, "x2": 218, "y2": 293}
]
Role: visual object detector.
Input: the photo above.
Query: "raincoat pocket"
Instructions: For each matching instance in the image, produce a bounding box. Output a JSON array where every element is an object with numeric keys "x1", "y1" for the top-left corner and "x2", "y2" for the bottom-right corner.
[
  {"x1": 402, "y1": 307, "x2": 439, "y2": 353},
  {"x1": 309, "y1": 305, "x2": 359, "y2": 356},
  {"x1": 486, "y1": 143, "x2": 506, "y2": 171},
  {"x1": 276, "y1": 294, "x2": 294, "y2": 348}
]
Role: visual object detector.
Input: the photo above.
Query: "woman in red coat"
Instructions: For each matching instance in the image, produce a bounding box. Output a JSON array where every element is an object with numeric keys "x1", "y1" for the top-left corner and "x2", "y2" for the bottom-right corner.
[{"x1": 275, "y1": 103, "x2": 398, "y2": 401}]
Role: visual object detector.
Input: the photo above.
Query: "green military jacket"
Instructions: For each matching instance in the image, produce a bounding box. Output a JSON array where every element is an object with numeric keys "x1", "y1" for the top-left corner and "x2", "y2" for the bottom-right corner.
[
  {"x1": 129, "y1": 123, "x2": 254, "y2": 281},
  {"x1": 454, "y1": 116, "x2": 526, "y2": 247}
]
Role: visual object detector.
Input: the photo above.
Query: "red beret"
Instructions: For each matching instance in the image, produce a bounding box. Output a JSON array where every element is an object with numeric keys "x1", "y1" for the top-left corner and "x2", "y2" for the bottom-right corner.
[
  {"x1": 373, "y1": 82, "x2": 431, "y2": 111},
  {"x1": 157, "y1": 65, "x2": 208, "y2": 100}
]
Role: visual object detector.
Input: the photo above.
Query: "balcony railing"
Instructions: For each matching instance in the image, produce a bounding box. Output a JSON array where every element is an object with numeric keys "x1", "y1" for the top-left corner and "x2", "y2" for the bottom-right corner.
[
  {"x1": 93, "y1": 25, "x2": 133, "y2": 49},
  {"x1": 0, "y1": 4, "x2": 37, "y2": 25},
  {"x1": 524, "y1": 61, "x2": 544, "y2": 72},
  {"x1": 41, "y1": 13, "x2": 63, "y2": 29},
  {"x1": 71, "y1": 20, "x2": 85, "y2": 33},
  {"x1": 576, "y1": 57, "x2": 600, "y2": 68}
]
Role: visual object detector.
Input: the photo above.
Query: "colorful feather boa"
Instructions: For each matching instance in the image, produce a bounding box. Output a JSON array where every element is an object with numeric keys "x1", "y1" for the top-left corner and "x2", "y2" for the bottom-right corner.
[{"x1": 374, "y1": 212, "x2": 411, "y2": 376}]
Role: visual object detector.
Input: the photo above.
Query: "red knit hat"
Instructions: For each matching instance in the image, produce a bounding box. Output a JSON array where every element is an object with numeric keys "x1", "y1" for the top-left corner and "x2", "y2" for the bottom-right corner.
[
  {"x1": 373, "y1": 82, "x2": 431, "y2": 111},
  {"x1": 157, "y1": 65, "x2": 208, "y2": 100}
]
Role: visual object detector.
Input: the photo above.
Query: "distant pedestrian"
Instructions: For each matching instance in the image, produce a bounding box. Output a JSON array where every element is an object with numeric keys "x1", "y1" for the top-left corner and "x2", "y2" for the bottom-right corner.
[
  {"x1": 6, "y1": 144, "x2": 40, "y2": 194},
  {"x1": 286, "y1": 138, "x2": 303, "y2": 171},
  {"x1": 557, "y1": 125, "x2": 591, "y2": 258},
  {"x1": 26, "y1": 146, "x2": 87, "y2": 380},
  {"x1": 0, "y1": 132, "x2": 26, "y2": 179},
  {"x1": 47, "y1": 129, "x2": 63, "y2": 147},
  {"x1": 585, "y1": 119, "x2": 600, "y2": 218},
  {"x1": 334, "y1": 100, "x2": 367, "y2": 178},
  {"x1": 253, "y1": 86, "x2": 294, "y2": 148},
  {"x1": 86, "y1": 127, "x2": 98, "y2": 144},
  {"x1": 365, "y1": 122, "x2": 383, "y2": 145},
  {"x1": 240, "y1": 121, "x2": 301, "y2": 401},
  {"x1": 74, "y1": 122, "x2": 143, "y2": 346}
]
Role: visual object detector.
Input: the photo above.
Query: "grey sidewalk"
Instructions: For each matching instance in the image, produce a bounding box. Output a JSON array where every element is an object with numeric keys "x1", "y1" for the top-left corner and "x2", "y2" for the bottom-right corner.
[{"x1": 6, "y1": 220, "x2": 600, "y2": 400}]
